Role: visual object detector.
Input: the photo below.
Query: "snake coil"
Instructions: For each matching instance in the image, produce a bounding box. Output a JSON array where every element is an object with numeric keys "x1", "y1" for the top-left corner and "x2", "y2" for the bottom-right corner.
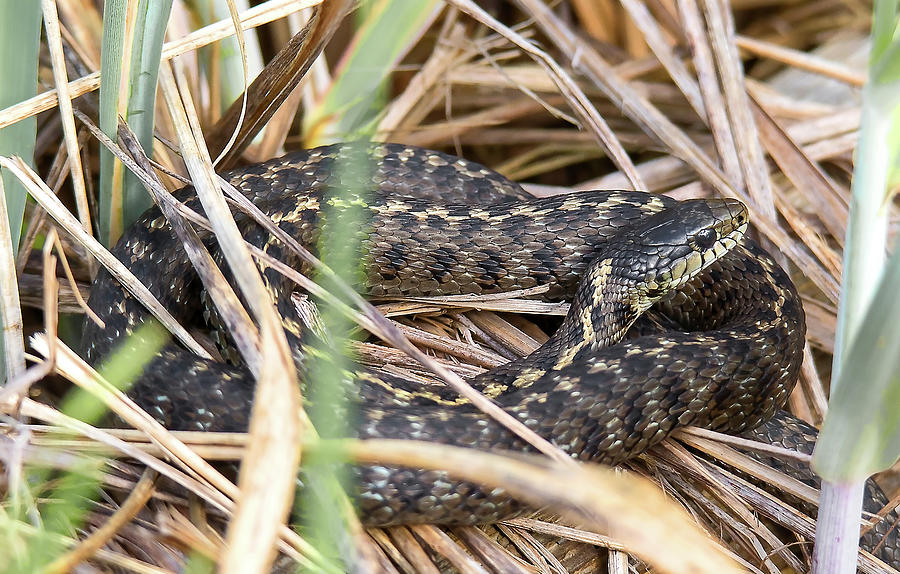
[{"x1": 81, "y1": 144, "x2": 898, "y2": 565}]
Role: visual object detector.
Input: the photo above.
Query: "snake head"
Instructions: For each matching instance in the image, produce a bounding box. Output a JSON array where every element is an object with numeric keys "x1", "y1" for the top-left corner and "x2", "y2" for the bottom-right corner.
[
  {"x1": 584, "y1": 197, "x2": 748, "y2": 319},
  {"x1": 555, "y1": 196, "x2": 749, "y2": 356},
  {"x1": 634, "y1": 197, "x2": 747, "y2": 303}
]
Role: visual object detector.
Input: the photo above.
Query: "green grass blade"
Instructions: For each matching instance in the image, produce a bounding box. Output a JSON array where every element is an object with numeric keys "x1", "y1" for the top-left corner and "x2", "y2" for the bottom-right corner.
[
  {"x1": 297, "y1": 2, "x2": 443, "y2": 564},
  {"x1": 813, "y1": 248, "x2": 900, "y2": 479},
  {"x1": 0, "y1": 0, "x2": 40, "y2": 391},
  {"x1": 871, "y1": 0, "x2": 899, "y2": 61},
  {"x1": 3, "y1": 323, "x2": 167, "y2": 569},
  {"x1": 812, "y1": 4, "x2": 900, "y2": 481},
  {"x1": 98, "y1": 0, "x2": 128, "y2": 246},
  {"x1": 0, "y1": 0, "x2": 41, "y2": 255},
  {"x1": 121, "y1": 0, "x2": 173, "y2": 230},
  {"x1": 300, "y1": 157, "x2": 368, "y2": 567},
  {"x1": 303, "y1": 0, "x2": 441, "y2": 142},
  {"x1": 811, "y1": 6, "x2": 900, "y2": 572}
]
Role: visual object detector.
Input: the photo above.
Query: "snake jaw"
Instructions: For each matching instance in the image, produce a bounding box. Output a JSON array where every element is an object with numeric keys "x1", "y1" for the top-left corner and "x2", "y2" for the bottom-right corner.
[{"x1": 667, "y1": 219, "x2": 746, "y2": 294}]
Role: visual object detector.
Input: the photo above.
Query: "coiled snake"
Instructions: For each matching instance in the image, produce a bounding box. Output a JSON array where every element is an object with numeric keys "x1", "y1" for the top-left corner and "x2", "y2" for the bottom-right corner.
[{"x1": 82, "y1": 144, "x2": 898, "y2": 563}]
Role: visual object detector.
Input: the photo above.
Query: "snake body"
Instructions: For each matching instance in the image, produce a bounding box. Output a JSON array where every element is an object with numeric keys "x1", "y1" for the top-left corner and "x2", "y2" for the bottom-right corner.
[{"x1": 81, "y1": 144, "x2": 897, "y2": 563}]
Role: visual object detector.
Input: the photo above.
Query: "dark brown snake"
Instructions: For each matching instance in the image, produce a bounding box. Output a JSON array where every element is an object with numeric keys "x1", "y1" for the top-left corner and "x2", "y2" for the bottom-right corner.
[{"x1": 81, "y1": 143, "x2": 898, "y2": 564}]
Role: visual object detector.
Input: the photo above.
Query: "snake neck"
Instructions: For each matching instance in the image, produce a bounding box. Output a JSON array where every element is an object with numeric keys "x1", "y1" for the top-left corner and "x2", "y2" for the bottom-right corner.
[
  {"x1": 551, "y1": 291, "x2": 640, "y2": 357},
  {"x1": 500, "y1": 256, "x2": 650, "y2": 381}
]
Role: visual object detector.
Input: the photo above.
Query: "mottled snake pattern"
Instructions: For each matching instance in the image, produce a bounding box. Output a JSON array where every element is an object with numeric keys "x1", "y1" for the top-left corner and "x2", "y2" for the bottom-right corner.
[{"x1": 81, "y1": 144, "x2": 898, "y2": 565}]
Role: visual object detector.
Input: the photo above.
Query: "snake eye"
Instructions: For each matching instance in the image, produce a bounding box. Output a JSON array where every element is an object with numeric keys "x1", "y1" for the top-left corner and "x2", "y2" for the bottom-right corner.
[{"x1": 694, "y1": 228, "x2": 718, "y2": 250}]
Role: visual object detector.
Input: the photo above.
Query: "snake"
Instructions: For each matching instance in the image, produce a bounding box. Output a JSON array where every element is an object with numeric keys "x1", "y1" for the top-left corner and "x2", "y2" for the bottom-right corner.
[{"x1": 81, "y1": 143, "x2": 898, "y2": 564}]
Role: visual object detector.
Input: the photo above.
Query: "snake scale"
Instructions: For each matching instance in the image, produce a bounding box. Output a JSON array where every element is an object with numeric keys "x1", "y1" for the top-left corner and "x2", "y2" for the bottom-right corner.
[{"x1": 82, "y1": 143, "x2": 898, "y2": 564}]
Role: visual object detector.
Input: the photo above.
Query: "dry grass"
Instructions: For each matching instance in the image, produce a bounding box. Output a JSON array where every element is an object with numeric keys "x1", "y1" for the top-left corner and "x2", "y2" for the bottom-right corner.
[{"x1": 2, "y1": 1, "x2": 899, "y2": 572}]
